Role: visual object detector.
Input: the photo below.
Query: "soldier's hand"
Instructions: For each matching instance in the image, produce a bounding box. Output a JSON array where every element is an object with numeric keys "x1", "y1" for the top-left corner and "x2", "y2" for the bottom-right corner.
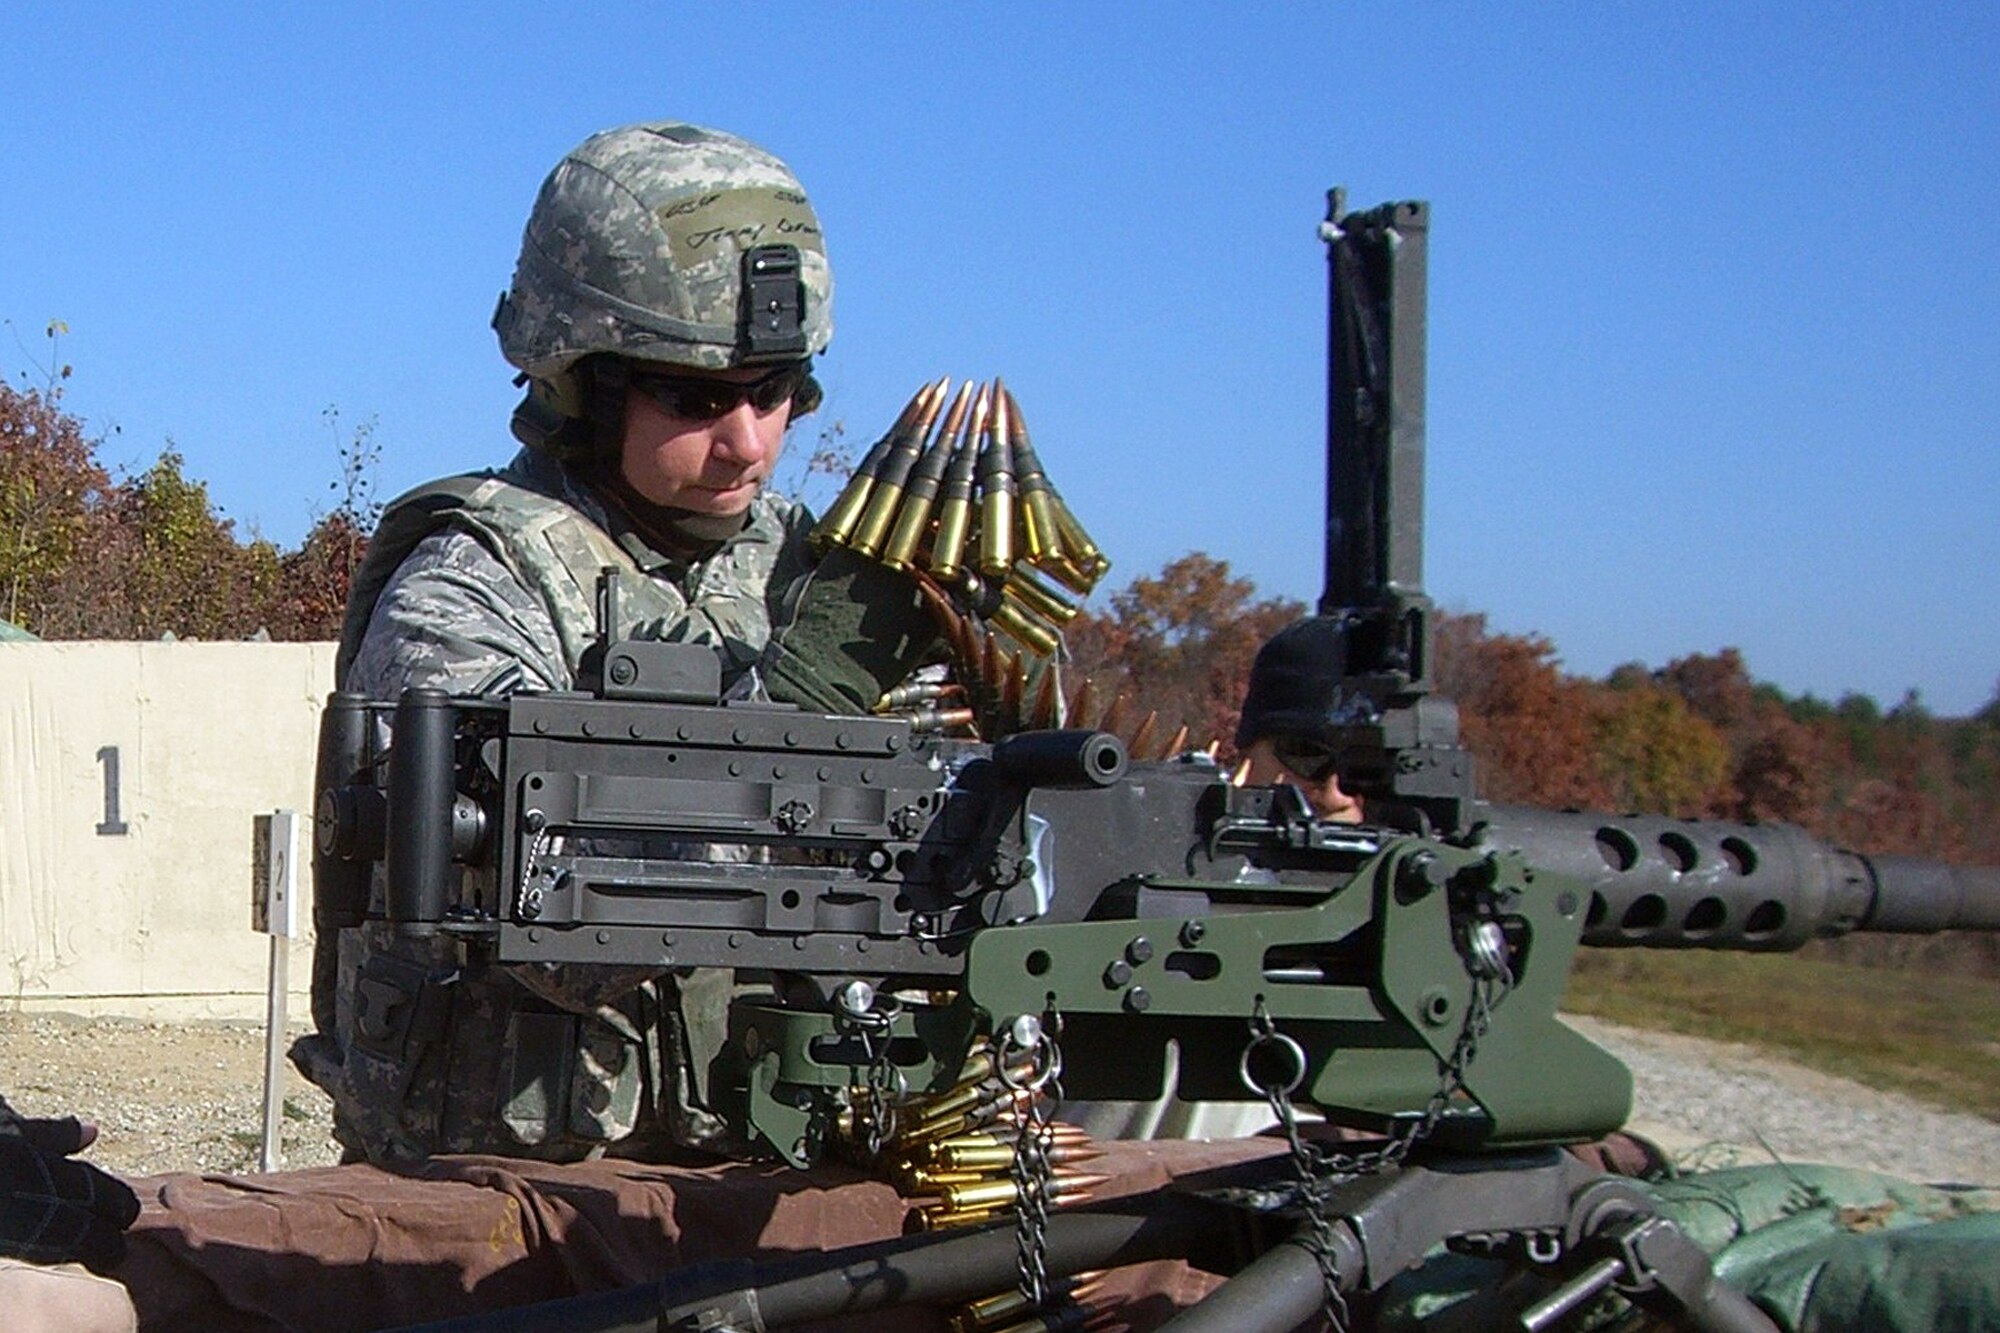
[
  {"x1": 762, "y1": 547, "x2": 942, "y2": 715},
  {"x1": 0, "y1": 1111, "x2": 142, "y2": 1271}
]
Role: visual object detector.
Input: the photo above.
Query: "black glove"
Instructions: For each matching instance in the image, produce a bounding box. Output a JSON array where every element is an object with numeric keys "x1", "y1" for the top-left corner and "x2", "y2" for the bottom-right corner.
[
  {"x1": 0, "y1": 1100, "x2": 141, "y2": 1271},
  {"x1": 763, "y1": 547, "x2": 941, "y2": 715}
]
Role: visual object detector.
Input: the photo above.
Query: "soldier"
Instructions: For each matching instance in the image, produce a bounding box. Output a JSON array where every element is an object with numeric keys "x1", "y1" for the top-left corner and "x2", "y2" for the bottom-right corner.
[
  {"x1": 1234, "y1": 617, "x2": 1367, "y2": 824},
  {"x1": 294, "y1": 121, "x2": 935, "y2": 1165}
]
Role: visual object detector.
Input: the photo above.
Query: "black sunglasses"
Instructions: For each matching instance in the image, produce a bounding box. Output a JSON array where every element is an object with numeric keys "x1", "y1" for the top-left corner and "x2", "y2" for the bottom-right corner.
[
  {"x1": 1269, "y1": 736, "x2": 1341, "y2": 783},
  {"x1": 629, "y1": 364, "x2": 808, "y2": 420}
]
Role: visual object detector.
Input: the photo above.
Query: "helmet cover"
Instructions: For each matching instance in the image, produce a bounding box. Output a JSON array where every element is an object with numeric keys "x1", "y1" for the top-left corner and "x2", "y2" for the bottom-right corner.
[{"x1": 494, "y1": 121, "x2": 833, "y2": 380}]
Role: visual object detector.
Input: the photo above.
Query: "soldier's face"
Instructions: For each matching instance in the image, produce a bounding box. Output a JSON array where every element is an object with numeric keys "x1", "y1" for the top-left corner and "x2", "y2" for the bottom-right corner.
[
  {"x1": 1242, "y1": 737, "x2": 1365, "y2": 824},
  {"x1": 618, "y1": 368, "x2": 791, "y2": 514}
]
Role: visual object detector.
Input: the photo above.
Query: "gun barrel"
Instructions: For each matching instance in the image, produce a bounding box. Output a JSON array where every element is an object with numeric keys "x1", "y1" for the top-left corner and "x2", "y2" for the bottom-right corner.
[
  {"x1": 1472, "y1": 805, "x2": 2000, "y2": 951},
  {"x1": 1861, "y1": 855, "x2": 2000, "y2": 932}
]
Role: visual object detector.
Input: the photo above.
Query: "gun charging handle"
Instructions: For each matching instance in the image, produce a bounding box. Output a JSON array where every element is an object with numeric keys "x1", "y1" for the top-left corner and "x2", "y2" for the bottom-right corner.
[
  {"x1": 312, "y1": 690, "x2": 377, "y2": 931},
  {"x1": 385, "y1": 688, "x2": 458, "y2": 938}
]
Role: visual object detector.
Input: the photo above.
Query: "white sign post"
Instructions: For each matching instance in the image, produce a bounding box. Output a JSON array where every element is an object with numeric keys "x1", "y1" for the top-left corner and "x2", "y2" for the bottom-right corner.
[{"x1": 251, "y1": 810, "x2": 299, "y2": 1173}]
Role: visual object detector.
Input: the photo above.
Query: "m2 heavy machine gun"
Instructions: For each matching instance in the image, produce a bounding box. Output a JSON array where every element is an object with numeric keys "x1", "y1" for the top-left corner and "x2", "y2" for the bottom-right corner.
[{"x1": 319, "y1": 195, "x2": 2000, "y2": 1333}]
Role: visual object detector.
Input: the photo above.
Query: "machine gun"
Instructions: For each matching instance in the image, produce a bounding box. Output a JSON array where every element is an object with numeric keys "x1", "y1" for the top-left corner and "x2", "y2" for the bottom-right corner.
[{"x1": 324, "y1": 194, "x2": 2000, "y2": 1333}]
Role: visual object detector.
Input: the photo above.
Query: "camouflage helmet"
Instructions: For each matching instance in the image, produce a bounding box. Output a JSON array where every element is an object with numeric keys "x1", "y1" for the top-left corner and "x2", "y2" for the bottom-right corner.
[{"x1": 493, "y1": 121, "x2": 833, "y2": 398}]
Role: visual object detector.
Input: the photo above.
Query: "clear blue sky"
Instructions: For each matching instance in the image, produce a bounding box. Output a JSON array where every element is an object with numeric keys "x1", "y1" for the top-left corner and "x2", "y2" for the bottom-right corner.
[{"x1": 6, "y1": 4, "x2": 1997, "y2": 714}]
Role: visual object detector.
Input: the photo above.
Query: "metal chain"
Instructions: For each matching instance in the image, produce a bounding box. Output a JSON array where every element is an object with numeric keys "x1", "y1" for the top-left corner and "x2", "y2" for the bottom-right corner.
[
  {"x1": 1000, "y1": 1011, "x2": 1065, "y2": 1310},
  {"x1": 1242, "y1": 906, "x2": 1517, "y2": 1333},
  {"x1": 837, "y1": 996, "x2": 903, "y2": 1160}
]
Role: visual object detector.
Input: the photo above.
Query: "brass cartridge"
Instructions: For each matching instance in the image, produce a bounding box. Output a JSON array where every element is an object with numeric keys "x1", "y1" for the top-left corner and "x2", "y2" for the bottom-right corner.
[
  {"x1": 1006, "y1": 566, "x2": 1081, "y2": 625},
  {"x1": 977, "y1": 387, "x2": 1017, "y2": 577},
  {"x1": 1000, "y1": 386, "x2": 1065, "y2": 566},
  {"x1": 854, "y1": 379, "x2": 955, "y2": 557},
  {"x1": 928, "y1": 384, "x2": 986, "y2": 580},
  {"x1": 812, "y1": 379, "x2": 940, "y2": 550},
  {"x1": 885, "y1": 382, "x2": 986, "y2": 570},
  {"x1": 992, "y1": 596, "x2": 1061, "y2": 657}
]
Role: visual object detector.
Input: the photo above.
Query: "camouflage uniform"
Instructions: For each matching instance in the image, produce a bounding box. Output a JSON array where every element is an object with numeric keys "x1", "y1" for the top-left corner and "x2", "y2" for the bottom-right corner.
[
  {"x1": 295, "y1": 444, "x2": 814, "y2": 1164},
  {"x1": 292, "y1": 119, "x2": 838, "y2": 1165}
]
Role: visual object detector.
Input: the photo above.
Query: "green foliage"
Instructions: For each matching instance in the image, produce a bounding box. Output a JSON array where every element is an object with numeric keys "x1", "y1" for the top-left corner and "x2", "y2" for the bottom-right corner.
[{"x1": 1593, "y1": 686, "x2": 1732, "y2": 817}]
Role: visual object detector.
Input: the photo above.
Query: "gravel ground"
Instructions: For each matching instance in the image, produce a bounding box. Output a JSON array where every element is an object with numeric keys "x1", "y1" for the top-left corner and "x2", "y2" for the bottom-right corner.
[{"x1": 0, "y1": 1010, "x2": 1995, "y2": 1184}]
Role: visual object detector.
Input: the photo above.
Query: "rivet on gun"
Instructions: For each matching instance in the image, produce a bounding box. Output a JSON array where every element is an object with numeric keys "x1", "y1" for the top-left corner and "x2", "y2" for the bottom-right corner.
[
  {"x1": 773, "y1": 765, "x2": 787, "y2": 780},
  {"x1": 1126, "y1": 936, "x2": 1154, "y2": 965},
  {"x1": 629, "y1": 724, "x2": 643, "y2": 738},
  {"x1": 885, "y1": 734, "x2": 902, "y2": 753},
  {"x1": 595, "y1": 929, "x2": 610, "y2": 945},
  {"x1": 581, "y1": 721, "x2": 595, "y2": 737},
  {"x1": 733, "y1": 727, "x2": 748, "y2": 744},
  {"x1": 836, "y1": 732, "x2": 853, "y2": 750},
  {"x1": 835, "y1": 980, "x2": 876, "y2": 1018},
  {"x1": 818, "y1": 766, "x2": 832, "y2": 781},
  {"x1": 676, "y1": 724, "x2": 691, "y2": 740},
  {"x1": 1556, "y1": 891, "x2": 1579, "y2": 917},
  {"x1": 1123, "y1": 986, "x2": 1152, "y2": 1013},
  {"x1": 524, "y1": 810, "x2": 547, "y2": 833},
  {"x1": 527, "y1": 928, "x2": 543, "y2": 943},
  {"x1": 727, "y1": 933, "x2": 743, "y2": 949},
  {"x1": 1420, "y1": 987, "x2": 1453, "y2": 1026},
  {"x1": 608, "y1": 657, "x2": 637, "y2": 686},
  {"x1": 1103, "y1": 960, "x2": 1132, "y2": 988},
  {"x1": 784, "y1": 730, "x2": 800, "y2": 746},
  {"x1": 660, "y1": 932, "x2": 675, "y2": 948},
  {"x1": 533, "y1": 719, "x2": 548, "y2": 734},
  {"x1": 1179, "y1": 919, "x2": 1206, "y2": 947},
  {"x1": 728, "y1": 761, "x2": 743, "y2": 777}
]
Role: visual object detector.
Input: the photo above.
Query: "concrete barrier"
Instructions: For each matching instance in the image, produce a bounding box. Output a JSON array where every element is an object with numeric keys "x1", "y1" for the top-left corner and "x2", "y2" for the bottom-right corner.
[{"x1": 0, "y1": 641, "x2": 335, "y2": 1020}]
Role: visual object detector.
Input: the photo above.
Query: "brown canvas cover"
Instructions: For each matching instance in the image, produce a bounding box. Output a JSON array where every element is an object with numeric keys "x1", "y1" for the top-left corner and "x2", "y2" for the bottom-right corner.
[{"x1": 115, "y1": 1138, "x2": 1283, "y2": 1332}]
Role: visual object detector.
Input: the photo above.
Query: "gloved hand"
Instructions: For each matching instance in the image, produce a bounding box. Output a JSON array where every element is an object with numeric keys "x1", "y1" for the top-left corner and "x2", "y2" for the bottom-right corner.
[
  {"x1": 0, "y1": 1098, "x2": 141, "y2": 1271},
  {"x1": 762, "y1": 547, "x2": 942, "y2": 715}
]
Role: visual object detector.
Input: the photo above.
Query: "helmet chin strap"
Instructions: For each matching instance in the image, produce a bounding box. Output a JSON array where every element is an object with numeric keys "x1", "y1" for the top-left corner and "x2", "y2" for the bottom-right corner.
[{"x1": 589, "y1": 458, "x2": 753, "y2": 557}]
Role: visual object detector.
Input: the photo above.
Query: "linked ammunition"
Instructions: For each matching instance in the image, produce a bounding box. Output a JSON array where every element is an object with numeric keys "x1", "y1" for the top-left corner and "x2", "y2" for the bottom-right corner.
[
  {"x1": 1006, "y1": 566, "x2": 1081, "y2": 625},
  {"x1": 934, "y1": 1141, "x2": 1104, "y2": 1172},
  {"x1": 812, "y1": 379, "x2": 941, "y2": 550},
  {"x1": 855, "y1": 379, "x2": 957, "y2": 557},
  {"x1": 907, "y1": 706, "x2": 977, "y2": 735},
  {"x1": 914, "y1": 1204, "x2": 999, "y2": 1232},
  {"x1": 940, "y1": 1172, "x2": 1108, "y2": 1214},
  {"x1": 884, "y1": 382, "x2": 983, "y2": 570},
  {"x1": 1068, "y1": 677, "x2": 1099, "y2": 732},
  {"x1": 1128, "y1": 711, "x2": 1159, "y2": 761},
  {"x1": 873, "y1": 679, "x2": 963, "y2": 713},
  {"x1": 1161, "y1": 723, "x2": 1190, "y2": 760},
  {"x1": 1099, "y1": 694, "x2": 1131, "y2": 740},
  {"x1": 929, "y1": 384, "x2": 985, "y2": 580},
  {"x1": 953, "y1": 1276, "x2": 1106, "y2": 1333},
  {"x1": 984, "y1": 1307, "x2": 1095, "y2": 1333},
  {"x1": 1029, "y1": 657, "x2": 1063, "y2": 728},
  {"x1": 921, "y1": 1124, "x2": 1091, "y2": 1157},
  {"x1": 1001, "y1": 386, "x2": 1065, "y2": 566},
  {"x1": 1048, "y1": 491, "x2": 1108, "y2": 583},
  {"x1": 992, "y1": 595, "x2": 1061, "y2": 657},
  {"x1": 1000, "y1": 644, "x2": 1027, "y2": 724},
  {"x1": 977, "y1": 386, "x2": 1018, "y2": 577}
]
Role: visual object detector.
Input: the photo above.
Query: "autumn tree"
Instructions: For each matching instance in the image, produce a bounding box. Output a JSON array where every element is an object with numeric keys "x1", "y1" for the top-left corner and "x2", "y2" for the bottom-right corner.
[
  {"x1": 1065, "y1": 552, "x2": 1304, "y2": 753},
  {"x1": 0, "y1": 381, "x2": 112, "y2": 631},
  {"x1": 1432, "y1": 612, "x2": 1612, "y2": 809}
]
